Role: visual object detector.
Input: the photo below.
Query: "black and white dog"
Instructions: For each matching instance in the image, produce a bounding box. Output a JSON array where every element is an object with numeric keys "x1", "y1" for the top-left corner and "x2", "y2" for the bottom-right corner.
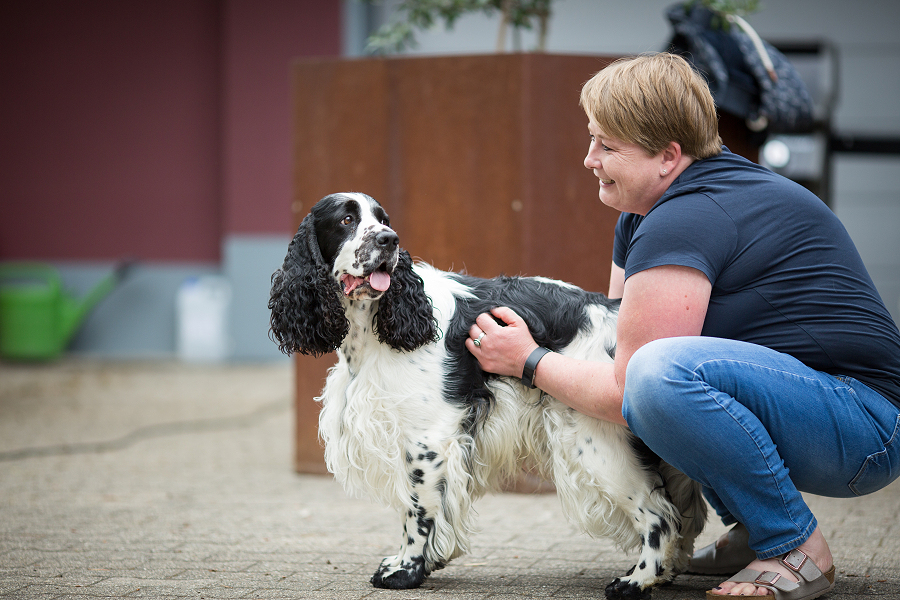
[{"x1": 269, "y1": 192, "x2": 706, "y2": 599}]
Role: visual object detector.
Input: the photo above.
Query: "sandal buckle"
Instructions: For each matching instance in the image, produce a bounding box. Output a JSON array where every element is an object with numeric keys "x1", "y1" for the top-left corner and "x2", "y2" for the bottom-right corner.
[
  {"x1": 755, "y1": 571, "x2": 781, "y2": 585},
  {"x1": 782, "y1": 549, "x2": 808, "y2": 572}
]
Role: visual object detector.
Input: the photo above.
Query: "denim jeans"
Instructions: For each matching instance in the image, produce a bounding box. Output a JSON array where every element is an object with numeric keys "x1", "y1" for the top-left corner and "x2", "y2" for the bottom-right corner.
[{"x1": 622, "y1": 336, "x2": 900, "y2": 559}]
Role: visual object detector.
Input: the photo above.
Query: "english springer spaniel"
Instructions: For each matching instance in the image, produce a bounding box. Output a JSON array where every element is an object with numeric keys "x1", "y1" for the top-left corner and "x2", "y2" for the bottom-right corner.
[{"x1": 269, "y1": 192, "x2": 706, "y2": 599}]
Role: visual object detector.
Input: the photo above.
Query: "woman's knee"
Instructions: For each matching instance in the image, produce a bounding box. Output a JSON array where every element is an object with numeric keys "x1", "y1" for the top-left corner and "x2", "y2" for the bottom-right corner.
[{"x1": 623, "y1": 338, "x2": 688, "y2": 423}]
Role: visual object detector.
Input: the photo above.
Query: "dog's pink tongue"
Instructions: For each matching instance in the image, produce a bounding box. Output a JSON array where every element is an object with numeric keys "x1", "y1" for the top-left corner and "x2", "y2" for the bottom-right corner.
[{"x1": 368, "y1": 271, "x2": 391, "y2": 291}]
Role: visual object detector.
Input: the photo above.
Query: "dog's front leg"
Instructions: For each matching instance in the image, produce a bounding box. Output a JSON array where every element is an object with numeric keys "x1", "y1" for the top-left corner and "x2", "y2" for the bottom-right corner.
[
  {"x1": 604, "y1": 495, "x2": 683, "y2": 600},
  {"x1": 371, "y1": 441, "x2": 462, "y2": 589}
]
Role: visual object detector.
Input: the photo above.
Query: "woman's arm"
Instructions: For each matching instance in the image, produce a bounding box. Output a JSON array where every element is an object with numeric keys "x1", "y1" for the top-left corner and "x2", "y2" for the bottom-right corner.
[
  {"x1": 467, "y1": 265, "x2": 711, "y2": 425},
  {"x1": 609, "y1": 262, "x2": 625, "y2": 299}
]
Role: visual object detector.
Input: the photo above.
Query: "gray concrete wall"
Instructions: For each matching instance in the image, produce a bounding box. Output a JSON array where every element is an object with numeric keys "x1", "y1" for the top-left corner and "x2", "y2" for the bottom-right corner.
[{"x1": 59, "y1": 233, "x2": 291, "y2": 361}]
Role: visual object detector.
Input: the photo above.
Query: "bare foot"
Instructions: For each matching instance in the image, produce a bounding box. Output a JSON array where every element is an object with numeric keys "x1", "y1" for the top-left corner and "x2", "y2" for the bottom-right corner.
[{"x1": 708, "y1": 527, "x2": 833, "y2": 597}]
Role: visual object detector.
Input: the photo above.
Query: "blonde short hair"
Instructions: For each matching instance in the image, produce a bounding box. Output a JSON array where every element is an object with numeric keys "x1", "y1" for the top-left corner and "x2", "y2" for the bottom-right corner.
[{"x1": 580, "y1": 53, "x2": 722, "y2": 159}]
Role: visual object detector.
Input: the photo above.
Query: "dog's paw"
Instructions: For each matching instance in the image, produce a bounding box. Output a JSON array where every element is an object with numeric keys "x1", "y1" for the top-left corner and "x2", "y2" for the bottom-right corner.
[
  {"x1": 604, "y1": 577, "x2": 652, "y2": 600},
  {"x1": 370, "y1": 556, "x2": 426, "y2": 589}
]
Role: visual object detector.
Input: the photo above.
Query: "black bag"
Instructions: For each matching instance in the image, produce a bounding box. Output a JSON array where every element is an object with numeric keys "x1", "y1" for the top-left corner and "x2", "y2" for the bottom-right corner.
[{"x1": 666, "y1": 2, "x2": 814, "y2": 133}]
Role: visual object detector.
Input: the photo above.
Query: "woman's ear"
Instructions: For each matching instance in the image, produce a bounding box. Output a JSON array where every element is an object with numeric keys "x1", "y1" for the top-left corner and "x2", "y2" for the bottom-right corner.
[
  {"x1": 374, "y1": 250, "x2": 438, "y2": 352},
  {"x1": 268, "y1": 214, "x2": 348, "y2": 356},
  {"x1": 660, "y1": 140, "x2": 683, "y2": 176}
]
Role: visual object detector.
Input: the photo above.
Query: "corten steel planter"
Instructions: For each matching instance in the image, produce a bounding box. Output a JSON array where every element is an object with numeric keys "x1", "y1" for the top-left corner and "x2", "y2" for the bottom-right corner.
[{"x1": 288, "y1": 53, "x2": 759, "y2": 473}]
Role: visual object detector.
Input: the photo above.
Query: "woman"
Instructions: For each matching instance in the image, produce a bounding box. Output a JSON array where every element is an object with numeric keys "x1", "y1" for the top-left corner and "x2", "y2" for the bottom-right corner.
[{"x1": 466, "y1": 53, "x2": 900, "y2": 599}]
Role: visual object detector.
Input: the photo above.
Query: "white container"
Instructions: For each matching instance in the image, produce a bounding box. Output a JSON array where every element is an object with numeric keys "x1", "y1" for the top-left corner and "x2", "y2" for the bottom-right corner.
[{"x1": 176, "y1": 275, "x2": 232, "y2": 362}]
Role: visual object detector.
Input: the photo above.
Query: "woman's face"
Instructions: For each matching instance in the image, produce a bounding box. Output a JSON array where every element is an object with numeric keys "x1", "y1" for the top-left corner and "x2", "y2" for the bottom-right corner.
[{"x1": 584, "y1": 121, "x2": 668, "y2": 216}]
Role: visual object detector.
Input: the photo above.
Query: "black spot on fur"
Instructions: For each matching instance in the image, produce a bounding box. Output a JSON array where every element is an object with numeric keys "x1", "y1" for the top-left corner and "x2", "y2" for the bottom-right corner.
[
  {"x1": 658, "y1": 518, "x2": 671, "y2": 536},
  {"x1": 647, "y1": 528, "x2": 661, "y2": 550},
  {"x1": 416, "y1": 511, "x2": 432, "y2": 537},
  {"x1": 411, "y1": 469, "x2": 425, "y2": 485},
  {"x1": 629, "y1": 435, "x2": 662, "y2": 470},
  {"x1": 442, "y1": 274, "x2": 619, "y2": 437},
  {"x1": 647, "y1": 517, "x2": 671, "y2": 552}
]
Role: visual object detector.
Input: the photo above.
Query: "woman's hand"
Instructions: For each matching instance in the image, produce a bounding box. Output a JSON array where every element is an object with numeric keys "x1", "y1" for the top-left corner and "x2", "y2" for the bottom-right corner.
[{"x1": 466, "y1": 306, "x2": 539, "y2": 378}]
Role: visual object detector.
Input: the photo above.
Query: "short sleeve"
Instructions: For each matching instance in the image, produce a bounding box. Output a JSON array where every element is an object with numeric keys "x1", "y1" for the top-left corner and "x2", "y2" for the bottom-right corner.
[
  {"x1": 623, "y1": 194, "x2": 737, "y2": 285},
  {"x1": 613, "y1": 213, "x2": 640, "y2": 270}
]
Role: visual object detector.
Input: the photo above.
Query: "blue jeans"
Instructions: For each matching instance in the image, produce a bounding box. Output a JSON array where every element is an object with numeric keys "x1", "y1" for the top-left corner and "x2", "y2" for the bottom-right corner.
[{"x1": 622, "y1": 336, "x2": 900, "y2": 560}]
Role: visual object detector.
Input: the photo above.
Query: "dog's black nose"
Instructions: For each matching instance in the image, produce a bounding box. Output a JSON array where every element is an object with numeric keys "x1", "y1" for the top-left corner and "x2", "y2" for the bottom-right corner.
[{"x1": 376, "y1": 230, "x2": 399, "y2": 248}]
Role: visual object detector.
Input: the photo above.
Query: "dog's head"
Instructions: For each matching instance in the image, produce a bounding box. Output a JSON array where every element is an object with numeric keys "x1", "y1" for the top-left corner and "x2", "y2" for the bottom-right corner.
[
  {"x1": 268, "y1": 193, "x2": 438, "y2": 356},
  {"x1": 311, "y1": 192, "x2": 400, "y2": 301}
]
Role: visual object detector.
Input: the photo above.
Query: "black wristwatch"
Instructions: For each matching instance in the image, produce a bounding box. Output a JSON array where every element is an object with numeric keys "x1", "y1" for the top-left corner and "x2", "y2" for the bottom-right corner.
[{"x1": 522, "y1": 347, "x2": 552, "y2": 389}]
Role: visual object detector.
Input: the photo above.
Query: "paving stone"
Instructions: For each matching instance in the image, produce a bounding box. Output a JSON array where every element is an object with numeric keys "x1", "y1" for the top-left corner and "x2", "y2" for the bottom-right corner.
[{"x1": 1, "y1": 359, "x2": 899, "y2": 599}]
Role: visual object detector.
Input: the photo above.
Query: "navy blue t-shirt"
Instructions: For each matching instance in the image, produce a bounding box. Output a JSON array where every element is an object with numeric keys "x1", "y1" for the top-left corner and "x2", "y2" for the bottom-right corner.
[{"x1": 613, "y1": 149, "x2": 900, "y2": 408}]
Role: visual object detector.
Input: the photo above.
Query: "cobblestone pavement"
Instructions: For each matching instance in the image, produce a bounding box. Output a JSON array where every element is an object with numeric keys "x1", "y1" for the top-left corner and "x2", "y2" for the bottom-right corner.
[{"x1": 1, "y1": 360, "x2": 898, "y2": 599}]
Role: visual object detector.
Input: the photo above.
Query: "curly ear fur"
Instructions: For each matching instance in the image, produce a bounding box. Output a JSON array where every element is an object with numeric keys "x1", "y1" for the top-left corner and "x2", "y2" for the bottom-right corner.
[
  {"x1": 374, "y1": 250, "x2": 439, "y2": 352},
  {"x1": 268, "y1": 214, "x2": 348, "y2": 356}
]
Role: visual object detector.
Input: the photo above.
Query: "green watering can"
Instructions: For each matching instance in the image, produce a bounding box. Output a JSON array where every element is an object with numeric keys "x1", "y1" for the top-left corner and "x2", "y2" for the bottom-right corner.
[{"x1": 0, "y1": 261, "x2": 131, "y2": 360}]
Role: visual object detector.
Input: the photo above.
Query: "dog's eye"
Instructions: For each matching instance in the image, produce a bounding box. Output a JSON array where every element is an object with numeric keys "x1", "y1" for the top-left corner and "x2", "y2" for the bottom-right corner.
[{"x1": 341, "y1": 215, "x2": 354, "y2": 226}]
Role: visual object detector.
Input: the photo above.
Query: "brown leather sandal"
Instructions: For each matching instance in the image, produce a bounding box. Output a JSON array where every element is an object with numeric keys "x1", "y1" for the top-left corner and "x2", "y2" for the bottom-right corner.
[{"x1": 705, "y1": 548, "x2": 836, "y2": 600}]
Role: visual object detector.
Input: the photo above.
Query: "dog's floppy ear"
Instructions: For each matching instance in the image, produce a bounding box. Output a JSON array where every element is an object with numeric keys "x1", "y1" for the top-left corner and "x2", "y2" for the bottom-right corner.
[
  {"x1": 268, "y1": 213, "x2": 348, "y2": 356},
  {"x1": 374, "y1": 249, "x2": 438, "y2": 352}
]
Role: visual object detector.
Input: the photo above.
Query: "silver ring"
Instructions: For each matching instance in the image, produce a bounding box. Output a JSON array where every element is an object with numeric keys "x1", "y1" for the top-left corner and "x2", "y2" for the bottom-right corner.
[{"x1": 473, "y1": 332, "x2": 486, "y2": 347}]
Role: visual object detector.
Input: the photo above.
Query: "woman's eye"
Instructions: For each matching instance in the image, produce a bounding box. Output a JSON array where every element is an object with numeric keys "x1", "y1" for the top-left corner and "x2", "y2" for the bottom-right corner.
[{"x1": 601, "y1": 144, "x2": 612, "y2": 152}]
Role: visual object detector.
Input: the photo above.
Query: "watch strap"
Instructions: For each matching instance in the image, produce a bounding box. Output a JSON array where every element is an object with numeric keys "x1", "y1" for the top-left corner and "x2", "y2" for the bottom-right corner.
[{"x1": 522, "y1": 347, "x2": 552, "y2": 389}]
